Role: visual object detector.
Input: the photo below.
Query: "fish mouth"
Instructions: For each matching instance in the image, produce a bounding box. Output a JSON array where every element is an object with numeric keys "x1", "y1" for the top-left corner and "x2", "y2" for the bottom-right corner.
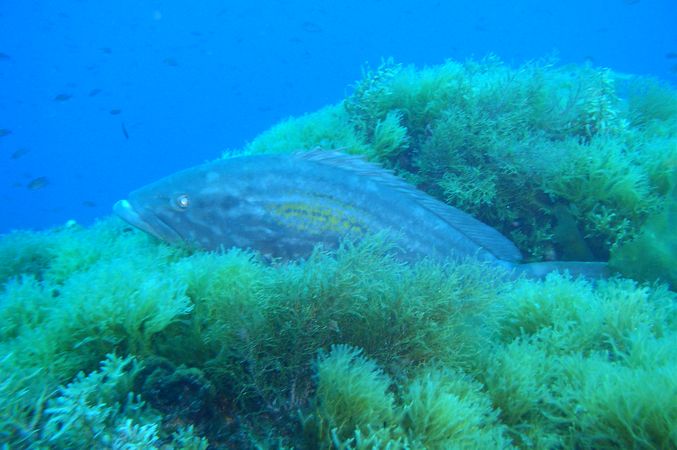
[{"x1": 113, "y1": 199, "x2": 183, "y2": 244}]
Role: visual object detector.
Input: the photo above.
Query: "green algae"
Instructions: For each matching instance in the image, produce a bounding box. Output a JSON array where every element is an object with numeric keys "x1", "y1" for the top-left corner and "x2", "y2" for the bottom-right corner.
[
  {"x1": 1, "y1": 56, "x2": 677, "y2": 448},
  {"x1": 1, "y1": 219, "x2": 676, "y2": 448},
  {"x1": 610, "y1": 168, "x2": 677, "y2": 289}
]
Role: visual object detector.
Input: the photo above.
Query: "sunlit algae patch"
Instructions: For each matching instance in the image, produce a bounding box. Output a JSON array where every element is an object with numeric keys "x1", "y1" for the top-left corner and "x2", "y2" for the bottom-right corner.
[{"x1": 1, "y1": 56, "x2": 676, "y2": 449}]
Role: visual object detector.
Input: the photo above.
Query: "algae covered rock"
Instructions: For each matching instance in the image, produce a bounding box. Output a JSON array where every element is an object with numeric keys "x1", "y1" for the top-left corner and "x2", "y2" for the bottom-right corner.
[{"x1": 135, "y1": 356, "x2": 216, "y2": 424}]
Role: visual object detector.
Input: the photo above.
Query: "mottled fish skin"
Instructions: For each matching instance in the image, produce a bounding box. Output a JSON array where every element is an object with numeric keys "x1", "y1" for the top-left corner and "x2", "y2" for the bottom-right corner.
[{"x1": 113, "y1": 151, "x2": 608, "y2": 278}]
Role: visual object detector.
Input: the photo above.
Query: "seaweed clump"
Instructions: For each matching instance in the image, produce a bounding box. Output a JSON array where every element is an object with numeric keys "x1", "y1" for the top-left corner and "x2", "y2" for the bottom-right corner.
[{"x1": 610, "y1": 168, "x2": 677, "y2": 289}]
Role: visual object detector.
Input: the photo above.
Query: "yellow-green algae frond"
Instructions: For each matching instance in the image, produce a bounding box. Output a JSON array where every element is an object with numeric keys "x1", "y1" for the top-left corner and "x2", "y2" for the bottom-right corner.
[{"x1": 1, "y1": 56, "x2": 677, "y2": 448}]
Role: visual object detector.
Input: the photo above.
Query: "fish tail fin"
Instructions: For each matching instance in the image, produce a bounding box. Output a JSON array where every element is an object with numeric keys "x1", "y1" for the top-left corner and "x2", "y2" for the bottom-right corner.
[{"x1": 516, "y1": 261, "x2": 610, "y2": 280}]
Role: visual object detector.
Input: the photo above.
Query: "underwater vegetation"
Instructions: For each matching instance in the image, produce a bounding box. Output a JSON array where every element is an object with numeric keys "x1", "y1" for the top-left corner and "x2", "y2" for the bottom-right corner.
[{"x1": 1, "y1": 56, "x2": 677, "y2": 448}]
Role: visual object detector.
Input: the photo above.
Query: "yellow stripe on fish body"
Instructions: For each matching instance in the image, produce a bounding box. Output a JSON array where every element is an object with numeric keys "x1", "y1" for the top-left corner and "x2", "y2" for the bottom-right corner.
[{"x1": 267, "y1": 199, "x2": 368, "y2": 236}]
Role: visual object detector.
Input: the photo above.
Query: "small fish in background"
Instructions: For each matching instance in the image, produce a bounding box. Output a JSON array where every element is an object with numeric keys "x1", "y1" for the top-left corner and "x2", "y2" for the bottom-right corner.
[
  {"x1": 27, "y1": 176, "x2": 49, "y2": 190},
  {"x1": 121, "y1": 122, "x2": 129, "y2": 139},
  {"x1": 666, "y1": 52, "x2": 677, "y2": 59},
  {"x1": 0, "y1": 52, "x2": 10, "y2": 60},
  {"x1": 301, "y1": 21, "x2": 323, "y2": 33},
  {"x1": 100, "y1": 47, "x2": 113, "y2": 54},
  {"x1": 82, "y1": 200, "x2": 97, "y2": 208},
  {"x1": 53, "y1": 93, "x2": 73, "y2": 102},
  {"x1": 162, "y1": 57, "x2": 179, "y2": 67},
  {"x1": 0, "y1": 128, "x2": 11, "y2": 137},
  {"x1": 89, "y1": 88, "x2": 102, "y2": 96},
  {"x1": 109, "y1": 108, "x2": 122, "y2": 115},
  {"x1": 583, "y1": 55, "x2": 596, "y2": 65},
  {"x1": 11, "y1": 147, "x2": 30, "y2": 159}
]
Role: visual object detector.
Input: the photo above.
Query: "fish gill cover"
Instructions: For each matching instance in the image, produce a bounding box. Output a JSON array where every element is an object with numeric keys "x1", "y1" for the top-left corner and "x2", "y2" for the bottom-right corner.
[{"x1": 1, "y1": 56, "x2": 677, "y2": 449}]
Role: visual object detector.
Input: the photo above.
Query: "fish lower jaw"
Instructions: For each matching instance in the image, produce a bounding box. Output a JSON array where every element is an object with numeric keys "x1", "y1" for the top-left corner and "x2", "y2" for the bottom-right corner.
[{"x1": 113, "y1": 199, "x2": 182, "y2": 244}]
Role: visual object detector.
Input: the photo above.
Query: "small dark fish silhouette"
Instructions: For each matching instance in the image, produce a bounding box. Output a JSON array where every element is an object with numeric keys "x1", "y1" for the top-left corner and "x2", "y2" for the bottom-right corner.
[
  {"x1": 109, "y1": 108, "x2": 122, "y2": 115},
  {"x1": 89, "y1": 88, "x2": 103, "y2": 96},
  {"x1": 0, "y1": 128, "x2": 11, "y2": 137},
  {"x1": 301, "y1": 21, "x2": 323, "y2": 33},
  {"x1": 101, "y1": 47, "x2": 113, "y2": 54},
  {"x1": 27, "y1": 176, "x2": 49, "y2": 190},
  {"x1": 11, "y1": 147, "x2": 30, "y2": 159},
  {"x1": 0, "y1": 52, "x2": 10, "y2": 60},
  {"x1": 121, "y1": 123, "x2": 129, "y2": 139},
  {"x1": 82, "y1": 200, "x2": 97, "y2": 207},
  {"x1": 666, "y1": 52, "x2": 677, "y2": 59},
  {"x1": 54, "y1": 94, "x2": 73, "y2": 102},
  {"x1": 163, "y1": 57, "x2": 179, "y2": 67}
]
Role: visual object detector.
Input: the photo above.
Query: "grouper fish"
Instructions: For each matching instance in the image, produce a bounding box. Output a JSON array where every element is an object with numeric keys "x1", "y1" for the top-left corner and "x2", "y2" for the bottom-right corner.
[{"x1": 114, "y1": 150, "x2": 608, "y2": 279}]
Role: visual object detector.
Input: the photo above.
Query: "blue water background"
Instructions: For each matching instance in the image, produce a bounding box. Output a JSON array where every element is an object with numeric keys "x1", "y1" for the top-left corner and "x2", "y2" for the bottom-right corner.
[{"x1": 1, "y1": 0, "x2": 675, "y2": 234}]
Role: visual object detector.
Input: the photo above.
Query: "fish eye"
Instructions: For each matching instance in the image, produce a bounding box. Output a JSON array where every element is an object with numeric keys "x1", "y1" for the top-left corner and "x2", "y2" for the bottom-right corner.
[{"x1": 175, "y1": 194, "x2": 190, "y2": 209}]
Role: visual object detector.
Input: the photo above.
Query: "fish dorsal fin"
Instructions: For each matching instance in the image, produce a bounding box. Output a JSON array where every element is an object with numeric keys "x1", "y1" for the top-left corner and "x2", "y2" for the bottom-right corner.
[{"x1": 295, "y1": 150, "x2": 523, "y2": 262}]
